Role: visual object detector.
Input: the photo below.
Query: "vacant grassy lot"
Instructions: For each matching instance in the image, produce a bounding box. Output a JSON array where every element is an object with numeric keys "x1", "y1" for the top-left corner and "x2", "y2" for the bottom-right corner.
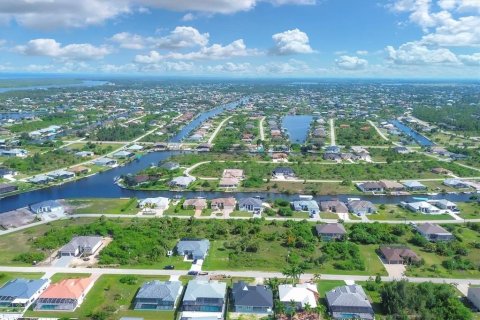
[
  {"x1": 24, "y1": 274, "x2": 171, "y2": 320},
  {"x1": 369, "y1": 204, "x2": 453, "y2": 221},
  {"x1": 67, "y1": 198, "x2": 139, "y2": 215}
]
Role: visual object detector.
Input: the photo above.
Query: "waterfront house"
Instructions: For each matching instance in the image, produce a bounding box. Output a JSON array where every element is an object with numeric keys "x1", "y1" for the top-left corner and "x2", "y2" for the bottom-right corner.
[
  {"x1": 93, "y1": 157, "x2": 117, "y2": 167},
  {"x1": 291, "y1": 199, "x2": 320, "y2": 216},
  {"x1": 128, "y1": 144, "x2": 143, "y2": 151},
  {"x1": 347, "y1": 200, "x2": 376, "y2": 216},
  {"x1": 0, "y1": 183, "x2": 18, "y2": 194},
  {"x1": 378, "y1": 180, "x2": 405, "y2": 192},
  {"x1": 29, "y1": 200, "x2": 64, "y2": 216},
  {"x1": 231, "y1": 281, "x2": 273, "y2": 314},
  {"x1": 138, "y1": 197, "x2": 170, "y2": 210},
  {"x1": 315, "y1": 223, "x2": 347, "y2": 241},
  {"x1": 211, "y1": 197, "x2": 236, "y2": 211},
  {"x1": 169, "y1": 176, "x2": 196, "y2": 189},
  {"x1": 468, "y1": 287, "x2": 480, "y2": 311},
  {"x1": 432, "y1": 199, "x2": 458, "y2": 211},
  {"x1": 0, "y1": 148, "x2": 28, "y2": 158},
  {"x1": 161, "y1": 162, "x2": 180, "y2": 171},
  {"x1": 326, "y1": 285, "x2": 374, "y2": 320},
  {"x1": 134, "y1": 280, "x2": 183, "y2": 311},
  {"x1": 219, "y1": 177, "x2": 240, "y2": 188},
  {"x1": 443, "y1": 178, "x2": 470, "y2": 189},
  {"x1": 0, "y1": 278, "x2": 49, "y2": 309},
  {"x1": 183, "y1": 198, "x2": 207, "y2": 211},
  {"x1": 113, "y1": 150, "x2": 134, "y2": 159},
  {"x1": 74, "y1": 151, "x2": 94, "y2": 158},
  {"x1": 176, "y1": 239, "x2": 210, "y2": 260},
  {"x1": 402, "y1": 201, "x2": 441, "y2": 214},
  {"x1": 320, "y1": 200, "x2": 349, "y2": 214},
  {"x1": 356, "y1": 182, "x2": 384, "y2": 193},
  {"x1": 403, "y1": 180, "x2": 427, "y2": 191},
  {"x1": 180, "y1": 280, "x2": 226, "y2": 317},
  {"x1": 278, "y1": 283, "x2": 318, "y2": 310},
  {"x1": 47, "y1": 170, "x2": 75, "y2": 180},
  {"x1": 28, "y1": 175, "x2": 53, "y2": 184},
  {"x1": 34, "y1": 277, "x2": 95, "y2": 311},
  {"x1": 238, "y1": 197, "x2": 263, "y2": 214},
  {"x1": 0, "y1": 167, "x2": 17, "y2": 178},
  {"x1": 415, "y1": 223, "x2": 454, "y2": 242},
  {"x1": 379, "y1": 246, "x2": 420, "y2": 264},
  {"x1": 272, "y1": 167, "x2": 295, "y2": 179},
  {"x1": 69, "y1": 166, "x2": 90, "y2": 175},
  {"x1": 58, "y1": 236, "x2": 103, "y2": 257},
  {"x1": 325, "y1": 145, "x2": 341, "y2": 154}
]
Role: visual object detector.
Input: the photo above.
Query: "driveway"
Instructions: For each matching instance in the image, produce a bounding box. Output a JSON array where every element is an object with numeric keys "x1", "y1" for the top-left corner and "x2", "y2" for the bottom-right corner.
[
  {"x1": 382, "y1": 263, "x2": 406, "y2": 279},
  {"x1": 54, "y1": 256, "x2": 74, "y2": 268}
]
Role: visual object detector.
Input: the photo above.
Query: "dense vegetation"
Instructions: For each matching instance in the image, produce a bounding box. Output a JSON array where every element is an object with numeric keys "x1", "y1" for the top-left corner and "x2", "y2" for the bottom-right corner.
[
  {"x1": 93, "y1": 123, "x2": 147, "y2": 141},
  {"x1": 413, "y1": 105, "x2": 480, "y2": 134},
  {"x1": 3, "y1": 149, "x2": 79, "y2": 174},
  {"x1": 212, "y1": 115, "x2": 259, "y2": 152},
  {"x1": 336, "y1": 121, "x2": 390, "y2": 146}
]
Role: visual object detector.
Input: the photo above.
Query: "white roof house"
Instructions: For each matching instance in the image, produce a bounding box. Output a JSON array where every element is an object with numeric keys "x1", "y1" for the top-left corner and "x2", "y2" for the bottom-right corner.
[
  {"x1": 138, "y1": 197, "x2": 169, "y2": 210},
  {"x1": 278, "y1": 283, "x2": 318, "y2": 309},
  {"x1": 404, "y1": 201, "x2": 441, "y2": 214}
]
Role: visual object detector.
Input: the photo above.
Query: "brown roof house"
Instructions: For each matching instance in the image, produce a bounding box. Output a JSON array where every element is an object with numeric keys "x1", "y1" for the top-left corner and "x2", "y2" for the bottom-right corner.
[
  {"x1": 379, "y1": 246, "x2": 420, "y2": 264},
  {"x1": 378, "y1": 180, "x2": 405, "y2": 192},
  {"x1": 316, "y1": 223, "x2": 347, "y2": 241},
  {"x1": 183, "y1": 198, "x2": 207, "y2": 211},
  {"x1": 320, "y1": 200, "x2": 349, "y2": 214},
  {"x1": 211, "y1": 198, "x2": 236, "y2": 211}
]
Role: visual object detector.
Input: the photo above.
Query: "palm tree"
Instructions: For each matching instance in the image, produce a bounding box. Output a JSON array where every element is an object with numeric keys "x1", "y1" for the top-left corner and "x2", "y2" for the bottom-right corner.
[
  {"x1": 282, "y1": 264, "x2": 305, "y2": 285},
  {"x1": 304, "y1": 302, "x2": 312, "y2": 313},
  {"x1": 313, "y1": 273, "x2": 321, "y2": 282},
  {"x1": 287, "y1": 300, "x2": 297, "y2": 320},
  {"x1": 274, "y1": 299, "x2": 285, "y2": 318}
]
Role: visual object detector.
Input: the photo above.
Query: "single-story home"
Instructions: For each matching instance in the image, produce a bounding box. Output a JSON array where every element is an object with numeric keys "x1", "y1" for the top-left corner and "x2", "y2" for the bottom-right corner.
[
  {"x1": 138, "y1": 197, "x2": 170, "y2": 210},
  {"x1": 468, "y1": 287, "x2": 480, "y2": 311},
  {"x1": 315, "y1": 223, "x2": 347, "y2": 241},
  {"x1": 93, "y1": 157, "x2": 118, "y2": 167},
  {"x1": 29, "y1": 200, "x2": 64, "y2": 215},
  {"x1": 113, "y1": 150, "x2": 134, "y2": 159},
  {"x1": 211, "y1": 197, "x2": 236, "y2": 211},
  {"x1": 443, "y1": 178, "x2": 470, "y2": 189},
  {"x1": 69, "y1": 165, "x2": 90, "y2": 175},
  {"x1": 278, "y1": 283, "x2": 318, "y2": 311},
  {"x1": 28, "y1": 175, "x2": 53, "y2": 184},
  {"x1": 415, "y1": 223, "x2": 454, "y2": 242},
  {"x1": 169, "y1": 176, "x2": 196, "y2": 188},
  {"x1": 219, "y1": 177, "x2": 240, "y2": 188},
  {"x1": 134, "y1": 280, "x2": 183, "y2": 311},
  {"x1": 180, "y1": 280, "x2": 226, "y2": 318},
  {"x1": 356, "y1": 182, "x2": 384, "y2": 193},
  {"x1": 0, "y1": 278, "x2": 50, "y2": 309},
  {"x1": 176, "y1": 238, "x2": 210, "y2": 260},
  {"x1": 378, "y1": 180, "x2": 405, "y2": 191},
  {"x1": 402, "y1": 180, "x2": 427, "y2": 191},
  {"x1": 320, "y1": 200, "x2": 349, "y2": 214},
  {"x1": 58, "y1": 236, "x2": 103, "y2": 257},
  {"x1": 291, "y1": 199, "x2": 320, "y2": 216},
  {"x1": 432, "y1": 199, "x2": 458, "y2": 211},
  {"x1": 231, "y1": 281, "x2": 273, "y2": 314},
  {"x1": 34, "y1": 277, "x2": 96, "y2": 311},
  {"x1": 74, "y1": 151, "x2": 94, "y2": 158},
  {"x1": 272, "y1": 167, "x2": 295, "y2": 179},
  {"x1": 222, "y1": 169, "x2": 244, "y2": 179},
  {"x1": 402, "y1": 201, "x2": 441, "y2": 214},
  {"x1": 238, "y1": 197, "x2": 263, "y2": 214},
  {"x1": 183, "y1": 198, "x2": 207, "y2": 210},
  {"x1": 379, "y1": 246, "x2": 421, "y2": 264},
  {"x1": 326, "y1": 285, "x2": 374, "y2": 320},
  {"x1": 47, "y1": 170, "x2": 75, "y2": 180},
  {"x1": 347, "y1": 200, "x2": 377, "y2": 216}
]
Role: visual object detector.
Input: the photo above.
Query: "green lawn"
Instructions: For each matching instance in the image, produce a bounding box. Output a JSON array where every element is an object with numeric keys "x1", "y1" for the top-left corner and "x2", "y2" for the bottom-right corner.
[
  {"x1": 320, "y1": 212, "x2": 339, "y2": 219},
  {"x1": 369, "y1": 204, "x2": 453, "y2": 221},
  {"x1": 67, "y1": 198, "x2": 140, "y2": 215},
  {"x1": 24, "y1": 274, "x2": 171, "y2": 320},
  {"x1": 0, "y1": 272, "x2": 44, "y2": 286},
  {"x1": 316, "y1": 280, "x2": 345, "y2": 297},
  {"x1": 457, "y1": 201, "x2": 480, "y2": 219},
  {"x1": 230, "y1": 211, "x2": 253, "y2": 217},
  {"x1": 49, "y1": 273, "x2": 92, "y2": 283}
]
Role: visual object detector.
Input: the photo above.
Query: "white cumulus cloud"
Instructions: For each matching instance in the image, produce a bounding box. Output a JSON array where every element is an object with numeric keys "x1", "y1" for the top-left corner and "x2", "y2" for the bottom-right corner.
[
  {"x1": 270, "y1": 29, "x2": 314, "y2": 55},
  {"x1": 458, "y1": 53, "x2": 480, "y2": 66},
  {"x1": 335, "y1": 55, "x2": 368, "y2": 70},
  {"x1": 386, "y1": 41, "x2": 458, "y2": 65},
  {"x1": 15, "y1": 39, "x2": 112, "y2": 60}
]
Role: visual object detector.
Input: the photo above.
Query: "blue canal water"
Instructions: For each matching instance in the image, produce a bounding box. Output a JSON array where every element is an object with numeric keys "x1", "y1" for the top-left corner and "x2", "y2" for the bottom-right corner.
[
  {"x1": 0, "y1": 101, "x2": 473, "y2": 213},
  {"x1": 390, "y1": 120, "x2": 435, "y2": 147},
  {"x1": 282, "y1": 115, "x2": 313, "y2": 144}
]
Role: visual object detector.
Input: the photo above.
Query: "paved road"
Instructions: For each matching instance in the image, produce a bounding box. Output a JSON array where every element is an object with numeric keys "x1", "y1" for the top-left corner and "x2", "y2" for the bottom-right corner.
[
  {"x1": 208, "y1": 115, "x2": 232, "y2": 144},
  {"x1": 259, "y1": 116, "x2": 265, "y2": 141},
  {"x1": 367, "y1": 120, "x2": 389, "y2": 141},
  {"x1": 0, "y1": 265, "x2": 478, "y2": 286},
  {"x1": 329, "y1": 118, "x2": 336, "y2": 146}
]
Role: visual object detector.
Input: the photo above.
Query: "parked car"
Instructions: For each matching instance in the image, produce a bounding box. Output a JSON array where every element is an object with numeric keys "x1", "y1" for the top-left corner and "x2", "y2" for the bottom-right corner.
[
  {"x1": 187, "y1": 271, "x2": 199, "y2": 275},
  {"x1": 164, "y1": 265, "x2": 175, "y2": 270}
]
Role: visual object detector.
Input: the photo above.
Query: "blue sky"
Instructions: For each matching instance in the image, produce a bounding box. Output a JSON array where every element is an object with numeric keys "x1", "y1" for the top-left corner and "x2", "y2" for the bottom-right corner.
[{"x1": 0, "y1": 0, "x2": 479, "y2": 77}]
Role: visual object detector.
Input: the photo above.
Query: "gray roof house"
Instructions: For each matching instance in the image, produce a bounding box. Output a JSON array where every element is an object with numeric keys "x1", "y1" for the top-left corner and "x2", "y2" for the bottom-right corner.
[
  {"x1": 29, "y1": 200, "x2": 64, "y2": 215},
  {"x1": 347, "y1": 200, "x2": 376, "y2": 216},
  {"x1": 161, "y1": 162, "x2": 180, "y2": 171},
  {"x1": 315, "y1": 223, "x2": 347, "y2": 241},
  {"x1": 356, "y1": 182, "x2": 384, "y2": 193},
  {"x1": 320, "y1": 200, "x2": 349, "y2": 214},
  {"x1": 291, "y1": 200, "x2": 320, "y2": 216},
  {"x1": 169, "y1": 176, "x2": 196, "y2": 188},
  {"x1": 0, "y1": 278, "x2": 50, "y2": 308},
  {"x1": 415, "y1": 223, "x2": 454, "y2": 242},
  {"x1": 403, "y1": 180, "x2": 427, "y2": 191},
  {"x1": 468, "y1": 287, "x2": 480, "y2": 311},
  {"x1": 176, "y1": 239, "x2": 210, "y2": 260},
  {"x1": 134, "y1": 280, "x2": 183, "y2": 311},
  {"x1": 181, "y1": 280, "x2": 227, "y2": 314},
  {"x1": 326, "y1": 285, "x2": 374, "y2": 320},
  {"x1": 238, "y1": 197, "x2": 263, "y2": 214},
  {"x1": 231, "y1": 281, "x2": 273, "y2": 314},
  {"x1": 272, "y1": 167, "x2": 295, "y2": 178},
  {"x1": 58, "y1": 236, "x2": 103, "y2": 257}
]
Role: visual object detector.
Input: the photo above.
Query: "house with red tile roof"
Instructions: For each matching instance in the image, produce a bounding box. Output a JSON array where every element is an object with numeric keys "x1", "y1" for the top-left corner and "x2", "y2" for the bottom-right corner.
[{"x1": 34, "y1": 277, "x2": 96, "y2": 311}]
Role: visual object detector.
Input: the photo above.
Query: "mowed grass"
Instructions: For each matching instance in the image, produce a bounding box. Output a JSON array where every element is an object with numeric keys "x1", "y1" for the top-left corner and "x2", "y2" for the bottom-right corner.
[
  {"x1": 0, "y1": 272, "x2": 44, "y2": 286},
  {"x1": 369, "y1": 204, "x2": 453, "y2": 221},
  {"x1": 0, "y1": 217, "x2": 95, "y2": 265},
  {"x1": 457, "y1": 201, "x2": 480, "y2": 219},
  {"x1": 24, "y1": 274, "x2": 172, "y2": 320},
  {"x1": 49, "y1": 273, "x2": 92, "y2": 283},
  {"x1": 67, "y1": 198, "x2": 140, "y2": 215}
]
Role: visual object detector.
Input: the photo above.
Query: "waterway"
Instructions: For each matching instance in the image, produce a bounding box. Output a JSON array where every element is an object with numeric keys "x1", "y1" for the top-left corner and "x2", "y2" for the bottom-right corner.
[
  {"x1": 0, "y1": 80, "x2": 109, "y2": 94},
  {"x1": 0, "y1": 101, "x2": 473, "y2": 213},
  {"x1": 390, "y1": 119, "x2": 435, "y2": 147},
  {"x1": 282, "y1": 115, "x2": 313, "y2": 144}
]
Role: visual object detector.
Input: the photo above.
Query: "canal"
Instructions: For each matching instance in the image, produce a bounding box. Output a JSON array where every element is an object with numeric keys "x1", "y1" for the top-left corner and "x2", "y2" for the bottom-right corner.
[{"x1": 390, "y1": 119, "x2": 435, "y2": 147}]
